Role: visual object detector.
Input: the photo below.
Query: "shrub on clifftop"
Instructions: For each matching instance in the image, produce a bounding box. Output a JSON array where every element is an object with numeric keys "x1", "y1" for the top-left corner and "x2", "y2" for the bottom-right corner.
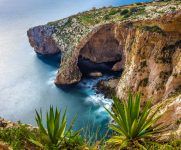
[
  {"x1": 29, "y1": 106, "x2": 83, "y2": 150},
  {"x1": 105, "y1": 93, "x2": 169, "y2": 149}
]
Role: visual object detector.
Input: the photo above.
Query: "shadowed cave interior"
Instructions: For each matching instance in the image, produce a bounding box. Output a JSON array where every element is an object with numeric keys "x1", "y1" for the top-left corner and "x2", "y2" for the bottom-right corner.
[{"x1": 77, "y1": 24, "x2": 124, "y2": 77}]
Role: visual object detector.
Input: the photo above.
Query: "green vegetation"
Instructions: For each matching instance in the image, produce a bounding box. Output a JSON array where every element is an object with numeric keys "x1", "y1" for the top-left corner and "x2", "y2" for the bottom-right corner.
[
  {"x1": 105, "y1": 93, "x2": 169, "y2": 149},
  {"x1": 46, "y1": 0, "x2": 180, "y2": 28},
  {"x1": 135, "y1": 2, "x2": 143, "y2": 6},
  {"x1": 0, "y1": 124, "x2": 37, "y2": 150},
  {"x1": 0, "y1": 94, "x2": 181, "y2": 149},
  {"x1": 145, "y1": 139, "x2": 181, "y2": 150},
  {"x1": 104, "y1": 9, "x2": 120, "y2": 20},
  {"x1": 103, "y1": 6, "x2": 146, "y2": 21},
  {"x1": 121, "y1": 7, "x2": 145, "y2": 18},
  {"x1": 29, "y1": 106, "x2": 83, "y2": 150},
  {"x1": 120, "y1": 9, "x2": 129, "y2": 15},
  {"x1": 82, "y1": 124, "x2": 109, "y2": 150},
  {"x1": 78, "y1": 14, "x2": 98, "y2": 25},
  {"x1": 141, "y1": 26, "x2": 165, "y2": 35}
]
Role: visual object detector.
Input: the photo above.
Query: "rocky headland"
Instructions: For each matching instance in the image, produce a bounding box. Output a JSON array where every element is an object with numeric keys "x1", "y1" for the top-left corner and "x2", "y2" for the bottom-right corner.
[{"x1": 27, "y1": 0, "x2": 181, "y2": 140}]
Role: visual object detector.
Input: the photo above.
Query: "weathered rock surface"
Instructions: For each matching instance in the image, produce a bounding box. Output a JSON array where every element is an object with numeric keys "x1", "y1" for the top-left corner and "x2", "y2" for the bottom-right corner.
[
  {"x1": 27, "y1": 25, "x2": 60, "y2": 55},
  {"x1": 27, "y1": 0, "x2": 181, "y2": 138},
  {"x1": 79, "y1": 24, "x2": 122, "y2": 63},
  {"x1": 0, "y1": 142, "x2": 12, "y2": 150},
  {"x1": 152, "y1": 94, "x2": 181, "y2": 141},
  {"x1": 97, "y1": 78, "x2": 119, "y2": 98}
]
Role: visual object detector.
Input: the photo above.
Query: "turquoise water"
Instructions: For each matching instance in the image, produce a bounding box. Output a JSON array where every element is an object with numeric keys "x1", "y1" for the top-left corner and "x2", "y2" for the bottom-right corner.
[{"x1": 0, "y1": 0, "x2": 150, "y2": 131}]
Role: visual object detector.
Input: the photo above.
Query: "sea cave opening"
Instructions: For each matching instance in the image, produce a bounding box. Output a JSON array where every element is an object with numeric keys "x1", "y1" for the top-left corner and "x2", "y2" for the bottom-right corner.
[{"x1": 77, "y1": 24, "x2": 124, "y2": 78}]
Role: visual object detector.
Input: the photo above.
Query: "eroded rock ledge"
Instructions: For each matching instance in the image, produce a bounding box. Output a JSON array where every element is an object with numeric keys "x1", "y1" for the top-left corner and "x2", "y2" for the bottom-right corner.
[{"x1": 27, "y1": 0, "x2": 181, "y2": 135}]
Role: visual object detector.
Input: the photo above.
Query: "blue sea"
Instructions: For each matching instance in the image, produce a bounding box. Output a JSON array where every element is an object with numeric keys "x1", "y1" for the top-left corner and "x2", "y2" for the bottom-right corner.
[{"x1": 0, "y1": 0, "x2": 150, "y2": 132}]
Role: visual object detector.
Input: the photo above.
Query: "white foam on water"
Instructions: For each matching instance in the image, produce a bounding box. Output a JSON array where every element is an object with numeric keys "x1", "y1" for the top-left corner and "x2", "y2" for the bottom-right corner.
[
  {"x1": 79, "y1": 74, "x2": 115, "y2": 118},
  {"x1": 46, "y1": 70, "x2": 58, "y2": 87},
  {"x1": 86, "y1": 94, "x2": 111, "y2": 105},
  {"x1": 85, "y1": 93, "x2": 112, "y2": 123},
  {"x1": 85, "y1": 93, "x2": 112, "y2": 112}
]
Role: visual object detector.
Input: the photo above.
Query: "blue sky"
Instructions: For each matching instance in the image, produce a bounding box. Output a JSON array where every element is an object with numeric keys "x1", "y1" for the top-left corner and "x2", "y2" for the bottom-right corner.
[{"x1": 0, "y1": 0, "x2": 151, "y2": 21}]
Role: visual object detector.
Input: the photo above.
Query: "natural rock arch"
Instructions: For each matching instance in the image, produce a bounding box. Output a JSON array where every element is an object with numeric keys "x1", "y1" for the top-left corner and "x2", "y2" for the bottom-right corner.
[{"x1": 55, "y1": 23, "x2": 126, "y2": 85}]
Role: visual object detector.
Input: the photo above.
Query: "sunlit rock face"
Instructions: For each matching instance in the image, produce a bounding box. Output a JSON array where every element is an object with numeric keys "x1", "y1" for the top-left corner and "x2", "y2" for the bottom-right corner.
[{"x1": 116, "y1": 13, "x2": 181, "y2": 104}]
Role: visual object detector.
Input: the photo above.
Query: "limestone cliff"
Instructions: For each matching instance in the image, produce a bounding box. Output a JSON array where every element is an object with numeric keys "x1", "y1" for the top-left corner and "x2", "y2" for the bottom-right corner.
[{"x1": 27, "y1": 0, "x2": 181, "y2": 139}]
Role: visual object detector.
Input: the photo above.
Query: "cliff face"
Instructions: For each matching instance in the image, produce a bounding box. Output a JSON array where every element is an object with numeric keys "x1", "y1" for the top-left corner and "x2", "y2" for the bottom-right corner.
[
  {"x1": 27, "y1": 25, "x2": 60, "y2": 55},
  {"x1": 27, "y1": 0, "x2": 181, "y2": 138},
  {"x1": 116, "y1": 14, "x2": 181, "y2": 104}
]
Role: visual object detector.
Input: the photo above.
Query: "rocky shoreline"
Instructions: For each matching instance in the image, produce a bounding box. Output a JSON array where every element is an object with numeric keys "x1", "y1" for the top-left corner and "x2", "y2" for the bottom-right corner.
[
  {"x1": 96, "y1": 78, "x2": 119, "y2": 98},
  {"x1": 26, "y1": 0, "x2": 181, "y2": 141},
  {"x1": 0, "y1": 118, "x2": 38, "y2": 150},
  {"x1": 27, "y1": 0, "x2": 181, "y2": 102}
]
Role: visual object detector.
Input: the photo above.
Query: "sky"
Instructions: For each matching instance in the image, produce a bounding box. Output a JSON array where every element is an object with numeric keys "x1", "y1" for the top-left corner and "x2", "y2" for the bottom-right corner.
[{"x1": 0, "y1": 0, "x2": 151, "y2": 24}]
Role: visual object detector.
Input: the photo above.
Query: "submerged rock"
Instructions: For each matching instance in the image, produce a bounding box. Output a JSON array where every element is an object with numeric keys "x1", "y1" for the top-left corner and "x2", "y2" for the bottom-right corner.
[
  {"x1": 97, "y1": 79, "x2": 119, "y2": 98},
  {"x1": 89, "y1": 72, "x2": 103, "y2": 77}
]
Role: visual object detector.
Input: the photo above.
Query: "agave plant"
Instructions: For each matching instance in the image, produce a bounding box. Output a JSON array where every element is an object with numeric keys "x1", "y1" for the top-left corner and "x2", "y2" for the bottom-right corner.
[
  {"x1": 29, "y1": 106, "x2": 82, "y2": 150},
  {"x1": 105, "y1": 93, "x2": 168, "y2": 149}
]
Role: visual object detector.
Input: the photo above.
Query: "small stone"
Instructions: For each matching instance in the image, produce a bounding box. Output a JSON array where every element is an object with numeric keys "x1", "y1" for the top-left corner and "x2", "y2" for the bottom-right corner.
[{"x1": 89, "y1": 72, "x2": 103, "y2": 77}]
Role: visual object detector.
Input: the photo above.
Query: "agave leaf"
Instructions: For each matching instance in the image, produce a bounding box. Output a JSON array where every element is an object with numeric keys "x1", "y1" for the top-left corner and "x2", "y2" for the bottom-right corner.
[
  {"x1": 112, "y1": 98, "x2": 128, "y2": 132},
  {"x1": 29, "y1": 138, "x2": 44, "y2": 148},
  {"x1": 137, "y1": 131, "x2": 153, "y2": 139},
  {"x1": 128, "y1": 93, "x2": 133, "y2": 117},
  {"x1": 139, "y1": 102, "x2": 161, "y2": 132},
  {"x1": 59, "y1": 109, "x2": 67, "y2": 138},
  {"x1": 49, "y1": 106, "x2": 55, "y2": 140},
  {"x1": 130, "y1": 119, "x2": 138, "y2": 138},
  {"x1": 109, "y1": 124, "x2": 127, "y2": 136},
  {"x1": 122, "y1": 100, "x2": 131, "y2": 136},
  {"x1": 141, "y1": 114, "x2": 161, "y2": 132},
  {"x1": 137, "y1": 99, "x2": 152, "y2": 132},
  {"x1": 135, "y1": 94, "x2": 141, "y2": 119},
  {"x1": 35, "y1": 110, "x2": 47, "y2": 136},
  {"x1": 132, "y1": 93, "x2": 140, "y2": 121},
  {"x1": 47, "y1": 111, "x2": 53, "y2": 142},
  {"x1": 148, "y1": 122, "x2": 167, "y2": 132},
  {"x1": 107, "y1": 136, "x2": 125, "y2": 144},
  {"x1": 58, "y1": 120, "x2": 66, "y2": 139},
  {"x1": 120, "y1": 139, "x2": 128, "y2": 149},
  {"x1": 61, "y1": 108, "x2": 67, "y2": 125},
  {"x1": 105, "y1": 106, "x2": 123, "y2": 127},
  {"x1": 54, "y1": 108, "x2": 60, "y2": 140}
]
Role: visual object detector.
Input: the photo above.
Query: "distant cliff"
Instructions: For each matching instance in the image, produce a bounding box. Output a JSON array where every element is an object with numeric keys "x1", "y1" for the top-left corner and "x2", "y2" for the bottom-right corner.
[{"x1": 27, "y1": 0, "x2": 181, "y2": 139}]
